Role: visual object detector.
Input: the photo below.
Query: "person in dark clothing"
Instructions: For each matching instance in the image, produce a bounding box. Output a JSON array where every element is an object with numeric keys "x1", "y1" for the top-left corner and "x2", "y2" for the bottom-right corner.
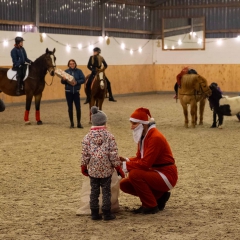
[
  {"x1": 84, "y1": 47, "x2": 116, "y2": 104},
  {"x1": 61, "y1": 59, "x2": 85, "y2": 128},
  {"x1": 10, "y1": 37, "x2": 32, "y2": 96}
]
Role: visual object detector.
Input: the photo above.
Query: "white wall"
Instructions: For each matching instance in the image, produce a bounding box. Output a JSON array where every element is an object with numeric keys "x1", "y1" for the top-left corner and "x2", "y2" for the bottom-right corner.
[
  {"x1": 0, "y1": 30, "x2": 240, "y2": 67},
  {"x1": 0, "y1": 31, "x2": 153, "y2": 66},
  {"x1": 154, "y1": 37, "x2": 240, "y2": 64}
]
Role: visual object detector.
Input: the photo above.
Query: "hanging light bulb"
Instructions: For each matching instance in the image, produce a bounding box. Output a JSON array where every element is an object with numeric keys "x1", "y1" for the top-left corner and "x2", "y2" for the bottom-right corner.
[
  {"x1": 178, "y1": 39, "x2": 182, "y2": 45},
  {"x1": 236, "y1": 35, "x2": 240, "y2": 41},
  {"x1": 130, "y1": 49, "x2": 133, "y2": 55},
  {"x1": 89, "y1": 44, "x2": 94, "y2": 51},
  {"x1": 99, "y1": 36, "x2": 104, "y2": 42},
  {"x1": 164, "y1": 45, "x2": 168, "y2": 49},
  {"x1": 78, "y1": 44, "x2": 82, "y2": 50},
  {"x1": 3, "y1": 40, "x2": 9, "y2": 47},
  {"x1": 66, "y1": 44, "x2": 71, "y2": 52},
  {"x1": 197, "y1": 38, "x2": 202, "y2": 44},
  {"x1": 138, "y1": 47, "x2": 142, "y2": 53},
  {"x1": 42, "y1": 33, "x2": 47, "y2": 38},
  {"x1": 105, "y1": 36, "x2": 108, "y2": 40},
  {"x1": 157, "y1": 40, "x2": 161, "y2": 48},
  {"x1": 121, "y1": 43, "x2": 125, "y2": 50}
]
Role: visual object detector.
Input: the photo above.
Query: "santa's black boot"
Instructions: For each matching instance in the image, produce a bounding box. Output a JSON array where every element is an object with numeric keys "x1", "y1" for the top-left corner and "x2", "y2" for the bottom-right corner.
[{"x1": 157, "y1": 192, "x2": 171, "y2": 211}]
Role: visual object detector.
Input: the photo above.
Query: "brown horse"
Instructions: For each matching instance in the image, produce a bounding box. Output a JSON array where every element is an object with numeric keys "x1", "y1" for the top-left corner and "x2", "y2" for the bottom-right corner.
[
  {"x1": 85, "y1": 69, "x2": 107, "y2": 123},
  {"x1": 178, "y1": 74, "x2": 212, "y2": 128},
  {"x1": 0, "y1": 48, "x2": 56, "y2": 125}
]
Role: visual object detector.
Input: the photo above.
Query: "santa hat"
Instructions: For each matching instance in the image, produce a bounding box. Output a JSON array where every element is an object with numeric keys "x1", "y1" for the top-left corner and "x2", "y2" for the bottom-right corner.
[{"x1": 129, "y1": 107, "x2": 155, "y2": 124}]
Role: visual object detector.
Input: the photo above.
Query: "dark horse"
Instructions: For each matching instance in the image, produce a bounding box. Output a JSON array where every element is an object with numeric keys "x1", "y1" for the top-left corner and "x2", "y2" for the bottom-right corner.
[
  {"x1": 0, "y1": 48, "x2": 56, "y2": 124},
  {"x1": 85, "y1": 69, "x2": 107, "y2": 123}
]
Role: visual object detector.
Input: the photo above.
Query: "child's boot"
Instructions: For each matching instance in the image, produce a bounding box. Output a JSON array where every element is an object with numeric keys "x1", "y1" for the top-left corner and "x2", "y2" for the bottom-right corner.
[
  {"x1": 102, "y1": 209, "x2": 116, "y2": 221},
  {"x1": 91, "y1": 208, "x2": 102, "y2": 220}
]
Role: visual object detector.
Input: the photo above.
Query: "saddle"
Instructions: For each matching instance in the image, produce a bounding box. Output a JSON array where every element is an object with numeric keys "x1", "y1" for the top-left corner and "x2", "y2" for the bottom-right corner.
[{"x1": 7, "y1": 65, "x2": 29, "y2": 81}]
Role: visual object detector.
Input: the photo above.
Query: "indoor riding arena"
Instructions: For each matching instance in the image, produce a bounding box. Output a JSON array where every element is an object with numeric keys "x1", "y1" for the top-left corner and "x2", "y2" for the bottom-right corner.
[{"x1": 0, "y1": 1, "x2": 240, "y2": 240}]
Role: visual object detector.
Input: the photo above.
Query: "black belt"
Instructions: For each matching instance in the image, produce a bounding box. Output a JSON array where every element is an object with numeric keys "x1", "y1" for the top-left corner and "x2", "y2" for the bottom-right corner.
[{"x1": 152, "y1": 163, "x2": 174, "y2": 168}]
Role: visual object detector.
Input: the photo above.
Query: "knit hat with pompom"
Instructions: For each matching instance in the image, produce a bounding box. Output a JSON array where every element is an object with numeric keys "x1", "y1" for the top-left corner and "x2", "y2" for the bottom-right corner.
[{"x1": 91, "y1": 106, "x2": 107, "y2": 126}]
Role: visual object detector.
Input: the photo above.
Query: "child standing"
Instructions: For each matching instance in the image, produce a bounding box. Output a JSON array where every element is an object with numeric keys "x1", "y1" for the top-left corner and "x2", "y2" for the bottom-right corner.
[{"x1": 81, "y1": 106, "x2": 124, "y2": 221}]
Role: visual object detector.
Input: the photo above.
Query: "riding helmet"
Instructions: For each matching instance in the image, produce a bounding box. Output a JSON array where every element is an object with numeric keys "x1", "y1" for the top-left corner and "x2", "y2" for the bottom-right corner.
[
  {"x1": 15, "y1": 37, "x2": 24, "y2": 44},
  {"x1": 93, "y1": 47, "x2": 101, "y2": 54}
]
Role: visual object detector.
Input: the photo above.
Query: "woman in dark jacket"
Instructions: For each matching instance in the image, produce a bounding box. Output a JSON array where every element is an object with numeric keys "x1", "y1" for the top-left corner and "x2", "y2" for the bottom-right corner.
[{"x1": 61, "y1": 59, "x2": 85, "y2": 128}]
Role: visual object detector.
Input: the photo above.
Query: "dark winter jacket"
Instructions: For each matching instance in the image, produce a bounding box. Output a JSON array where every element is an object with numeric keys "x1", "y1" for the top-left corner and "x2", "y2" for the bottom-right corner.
[
  {"x1": 11, "y1": 46, "x2": 31, "y2": 67},
  {"x1": 61, "y1": 68, "x2": 85, "y2": 94},
  {"x1": 87, "y1": 55, "x2": 107, "y2": 73}
]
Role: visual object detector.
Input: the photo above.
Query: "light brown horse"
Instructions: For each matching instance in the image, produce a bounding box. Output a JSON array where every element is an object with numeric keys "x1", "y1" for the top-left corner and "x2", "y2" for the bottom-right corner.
[
  {"x1": 85, "y1": 69, "x2": 107, "y2": 123},
  {"x1": 178, "y1": 74, "x2": 212, "y2": 128},
  {"x1": 0, "y1": 48, "x2": 56, "y2": 125}
]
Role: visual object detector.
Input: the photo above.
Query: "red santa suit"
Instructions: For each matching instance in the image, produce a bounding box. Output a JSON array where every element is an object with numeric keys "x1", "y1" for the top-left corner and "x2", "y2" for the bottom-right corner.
[{"x1": 120, "y1": 108, "x2": 178, "y2": 209}]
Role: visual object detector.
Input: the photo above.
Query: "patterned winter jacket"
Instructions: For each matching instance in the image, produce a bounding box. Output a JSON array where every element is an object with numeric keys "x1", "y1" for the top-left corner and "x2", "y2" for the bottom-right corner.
[{"x1": 81, "y1": 126, "x2": 121, "y2": 178}]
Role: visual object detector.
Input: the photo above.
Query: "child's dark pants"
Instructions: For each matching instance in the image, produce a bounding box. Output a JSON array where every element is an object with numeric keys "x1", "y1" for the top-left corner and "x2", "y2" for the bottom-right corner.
[{"x1": 90, "y1": 176, "x2": 112, "y2": 211}]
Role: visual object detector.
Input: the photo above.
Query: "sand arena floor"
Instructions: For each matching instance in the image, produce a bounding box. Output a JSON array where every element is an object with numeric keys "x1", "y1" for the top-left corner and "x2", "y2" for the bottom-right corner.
[{"x1": 0, "y1": 94, "x2": 239, "y2": 240}]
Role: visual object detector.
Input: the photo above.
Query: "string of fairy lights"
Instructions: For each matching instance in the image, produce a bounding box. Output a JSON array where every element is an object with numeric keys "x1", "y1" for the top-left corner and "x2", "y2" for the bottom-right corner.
[{"x1": 1, "y1": 31, "x2": 240, "y2": 52}]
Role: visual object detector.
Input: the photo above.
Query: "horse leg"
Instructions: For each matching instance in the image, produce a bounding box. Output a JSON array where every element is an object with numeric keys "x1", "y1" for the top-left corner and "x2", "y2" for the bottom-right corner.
[
  {"x1": 24, "y1": 94, "x2": 33, "y2": 125},
  {"x1": 199, "y1": 98, "x2": 206, "y2": 125},
  {"x1": 181, "y1": 103, "x2": 188, "y2": 128},
  {"x1": 35, "y1": 93, "x2": 43, "y2": 125},
  {"x1": 190, "y1": 101, "x2": 197, "y2": 128},
  {"x1": 98, "y1": 99, "x2": 104, "y2": 111}
]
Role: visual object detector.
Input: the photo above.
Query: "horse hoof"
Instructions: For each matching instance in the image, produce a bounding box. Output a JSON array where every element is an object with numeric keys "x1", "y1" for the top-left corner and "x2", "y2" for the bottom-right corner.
[
  {"x1": 37, "y1": 121, "x2": 43, "y2": 125},
  {"x1": 25, "y1": 121, "x2": 31, "y2": 125},
  {"x1": 199, "y1": 122, "x2": 203, "y2": 125},
  {"x1": 218, "y1": 125, "x2": 223, "y2": 129}
]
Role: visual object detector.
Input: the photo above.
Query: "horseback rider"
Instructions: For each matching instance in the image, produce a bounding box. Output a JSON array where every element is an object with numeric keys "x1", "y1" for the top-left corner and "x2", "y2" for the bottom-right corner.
[
  {"x1": 10, "y1": 37, "x2": 32, "y2": 96},
  {"x1": 174, "y1": 67, "x2": 198, "y2": 99},
  {"x1": 84, "y1": 47, "x2": 107, "y2": 104}
]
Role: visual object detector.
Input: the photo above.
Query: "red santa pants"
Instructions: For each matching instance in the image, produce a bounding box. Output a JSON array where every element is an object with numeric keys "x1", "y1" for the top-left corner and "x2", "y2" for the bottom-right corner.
[{"x1": 120, "y1": 169, "x2": 170, "y2": 208}]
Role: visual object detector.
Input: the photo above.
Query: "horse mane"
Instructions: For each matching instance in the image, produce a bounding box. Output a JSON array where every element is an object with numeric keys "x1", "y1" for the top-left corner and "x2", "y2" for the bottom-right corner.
[{"x1": 32, "y1": 53, "x2": 46, "y2": 65}]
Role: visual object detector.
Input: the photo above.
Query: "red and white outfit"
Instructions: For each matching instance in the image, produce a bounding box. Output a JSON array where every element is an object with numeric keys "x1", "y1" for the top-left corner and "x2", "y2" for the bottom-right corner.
[{"x1": 120, "y1": 108, "x2": 178, "y2": 208}]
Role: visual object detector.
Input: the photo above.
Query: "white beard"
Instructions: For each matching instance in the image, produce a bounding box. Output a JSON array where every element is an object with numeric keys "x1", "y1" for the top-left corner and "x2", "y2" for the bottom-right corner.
[{"x1": 132, "y1": 124, "x2": 143, "y2": 144}]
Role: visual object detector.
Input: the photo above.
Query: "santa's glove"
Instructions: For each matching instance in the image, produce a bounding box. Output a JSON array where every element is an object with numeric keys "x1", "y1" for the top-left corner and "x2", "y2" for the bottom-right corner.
[
  {"x1": 115, "y1": 166, "x2": 125, "y2": 178},
  {"x1": 81, "y1": 165, "x2": 89, "y2": 177}
]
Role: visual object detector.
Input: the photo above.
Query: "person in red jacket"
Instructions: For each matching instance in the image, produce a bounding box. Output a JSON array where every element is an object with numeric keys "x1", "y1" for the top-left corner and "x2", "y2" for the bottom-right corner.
[{"x1": 120, "y1": 107, "x2": 178, "y2": 214}]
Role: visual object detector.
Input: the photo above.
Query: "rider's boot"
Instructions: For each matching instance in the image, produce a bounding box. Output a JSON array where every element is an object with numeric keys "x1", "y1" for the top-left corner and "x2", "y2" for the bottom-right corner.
[
  {"x1": 16, "y1": 77, "x2": 22, "y2": 96},
  {"x1": 84, "y1": 88, "x2": 91, "y2": 104},
  {"x1": 107, "y1": 81, "x2": 117, "y2": 102}
]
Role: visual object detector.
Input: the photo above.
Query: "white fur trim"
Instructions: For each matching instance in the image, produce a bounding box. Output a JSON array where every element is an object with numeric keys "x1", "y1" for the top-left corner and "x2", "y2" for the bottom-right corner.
[
  {"x1": 122, "y1": 161, "x2": 128, "y2": 173},
  {"x1": 154, "y1": 171, "x2": 173, "y2": 190},
  {"x1": 129, "y1": 117, "x2": 149, "y2": 124}
]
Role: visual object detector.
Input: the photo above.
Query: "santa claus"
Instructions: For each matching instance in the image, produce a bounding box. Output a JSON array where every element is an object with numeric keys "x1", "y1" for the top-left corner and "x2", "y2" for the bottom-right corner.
[{"x1": 120, "y1": 107, "x2": 178, "y2": 214}]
